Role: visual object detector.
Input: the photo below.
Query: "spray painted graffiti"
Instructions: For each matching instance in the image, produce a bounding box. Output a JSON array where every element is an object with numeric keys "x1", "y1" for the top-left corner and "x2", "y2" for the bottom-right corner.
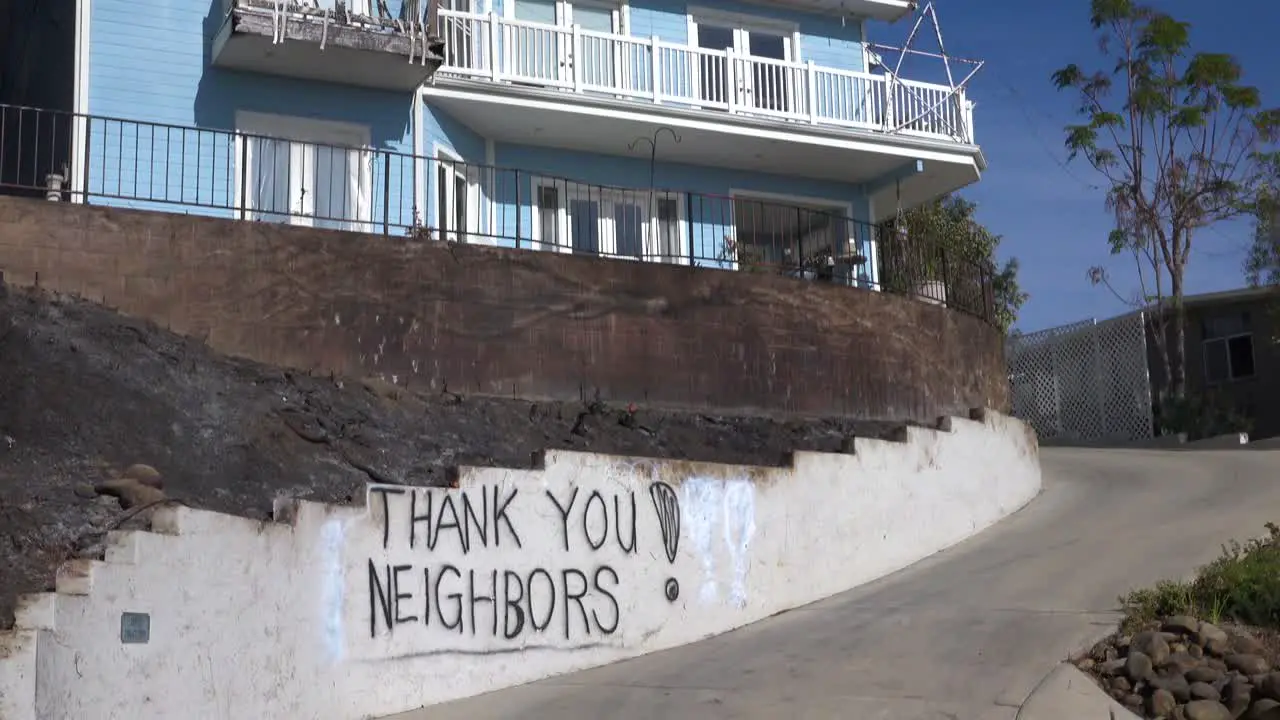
[
  {"x1": 648, "y1": 481, "x2": 681, "y2": 602},
  {"x1": 362, "y1": 478, "x2": 692, "y2": 651}
]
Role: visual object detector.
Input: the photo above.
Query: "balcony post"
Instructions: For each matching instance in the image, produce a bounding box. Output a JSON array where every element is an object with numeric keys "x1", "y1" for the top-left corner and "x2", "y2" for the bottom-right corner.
[
  {"x1": 725, "y1": 50, "x2": 737, "y2": 114},
  {"x1": 572, "y1": 24, "x2": 583, "y2": 92},
  {"x1": 883, "y1": 74, "x2": 895, "y2": 131},
  {"x1": 805, "y1": 60, "x2": 817, "y2": 124},
  {"x1": 651, "y1": 36, "x2": 662, "y2": 104},
  {"x1": 488, "y1": 12, "x2": 500, "y2": 81}
]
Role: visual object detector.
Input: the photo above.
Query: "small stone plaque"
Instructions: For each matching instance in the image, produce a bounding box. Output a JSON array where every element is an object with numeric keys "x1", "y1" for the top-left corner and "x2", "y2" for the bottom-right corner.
[{"x1": 120, "y1": 612, "x2": 150, "y2": 644}]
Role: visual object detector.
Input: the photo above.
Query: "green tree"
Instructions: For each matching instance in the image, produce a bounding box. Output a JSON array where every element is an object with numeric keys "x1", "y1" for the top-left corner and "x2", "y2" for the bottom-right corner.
[
  {"x1": 1051, "y1": 0, "x2": 1279, "y2": 399},
  {"x1": 1246, "y1": 187, "x2": 1279, "y2": 288},
  {"x1": 888, "y1": 194, "x2": 1028, "y2": 333}
]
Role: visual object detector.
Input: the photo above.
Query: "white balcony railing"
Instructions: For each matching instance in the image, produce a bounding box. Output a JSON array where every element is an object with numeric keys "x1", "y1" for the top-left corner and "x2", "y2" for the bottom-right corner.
[{"x1": 436, "y1": 10, "x2": 975, "y2": 144}]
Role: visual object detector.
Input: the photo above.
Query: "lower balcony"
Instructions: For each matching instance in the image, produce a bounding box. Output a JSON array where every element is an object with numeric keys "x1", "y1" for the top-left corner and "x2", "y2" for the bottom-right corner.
[
  {"x1": 212, "y1": 0, "x2": 446, "y2": 91},
  {"x1": 0, "y1": 103, "x2": 996, "y2": 324}
]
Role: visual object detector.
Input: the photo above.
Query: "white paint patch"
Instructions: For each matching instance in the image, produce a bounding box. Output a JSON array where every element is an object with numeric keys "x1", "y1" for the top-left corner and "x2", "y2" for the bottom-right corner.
[
  {"x1": 722, "y1": 480, "x2": 756, "y2": 609},
  {"x1": 681, "y1": 477, "x2": 757, "y2": 608},
  {"x1": 321, "y1": 516, "x2": 348, "y2": 663}
]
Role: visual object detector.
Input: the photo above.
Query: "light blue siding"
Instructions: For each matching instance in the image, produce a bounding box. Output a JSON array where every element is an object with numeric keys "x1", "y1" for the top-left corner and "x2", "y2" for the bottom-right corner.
[{"x1": 86, "y1": 0, "x2": 417, "y2": 230}]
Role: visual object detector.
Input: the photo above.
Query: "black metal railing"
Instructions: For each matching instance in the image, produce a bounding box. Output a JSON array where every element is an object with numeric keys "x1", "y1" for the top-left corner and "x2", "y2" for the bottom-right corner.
[{"x1": 0, "y1": 103, "x2": 995, "y2": 323}]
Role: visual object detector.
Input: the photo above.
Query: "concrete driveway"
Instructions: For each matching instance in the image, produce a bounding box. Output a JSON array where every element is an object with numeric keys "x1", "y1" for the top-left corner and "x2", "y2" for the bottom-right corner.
[{"x1": 384, "y1": 447, "x2": 1280, "y2": 720}]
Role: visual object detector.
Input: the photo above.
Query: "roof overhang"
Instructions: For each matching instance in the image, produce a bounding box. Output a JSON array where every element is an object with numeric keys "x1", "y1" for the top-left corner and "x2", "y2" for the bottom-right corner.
[
  {"x1": 733, "y1": 0, "x2": 915, "y2": 22},
  {"x1": 422, "y1": 79, "x2": 982, "y2": 221}
]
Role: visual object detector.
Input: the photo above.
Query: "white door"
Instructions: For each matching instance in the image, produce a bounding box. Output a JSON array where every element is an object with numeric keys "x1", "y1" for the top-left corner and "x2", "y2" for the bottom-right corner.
[
  {"x1": 238, "y1": 113, "x2": 373, "y2": 233},
  {"x1": 536, "y1": 184, "x2": 679, "y2": 260},
  {"x1": 693, "y1": 21, "x2": 794, "y2": 113},
  {"x1": 567, "y1": 1, "x2": 622, "y2": 90},
  {"x1": 436, "y1": 156, "x2": 482, "y2": 243}
]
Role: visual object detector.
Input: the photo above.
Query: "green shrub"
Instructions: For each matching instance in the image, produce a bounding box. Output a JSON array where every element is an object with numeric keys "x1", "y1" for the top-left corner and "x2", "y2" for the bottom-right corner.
[{"x1": 1119, "y1": 523, "x2": 1280, "y2": 631}]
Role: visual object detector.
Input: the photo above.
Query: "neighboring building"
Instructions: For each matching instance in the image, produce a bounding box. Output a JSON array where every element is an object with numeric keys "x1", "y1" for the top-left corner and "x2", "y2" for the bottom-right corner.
[
  {"x1": 1146, "y1": 286, "x2": 1280, "y2": 440},
  {"x1": 2, "y1": 0, "x2": 986, "y2": 299},
  {"x1": 1009, "y1": 286, "x2": 1280, "y2": 444}
]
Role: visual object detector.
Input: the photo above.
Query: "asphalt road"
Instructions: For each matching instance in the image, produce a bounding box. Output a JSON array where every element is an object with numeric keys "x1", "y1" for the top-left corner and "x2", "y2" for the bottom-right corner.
[{"x1": 385, "y1": 447, "x2": 1280, "y2": 720}]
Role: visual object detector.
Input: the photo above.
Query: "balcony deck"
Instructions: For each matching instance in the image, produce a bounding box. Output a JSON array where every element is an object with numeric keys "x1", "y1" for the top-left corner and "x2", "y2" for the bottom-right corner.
[{"x1": 435, "y1": 10, "x2": 975, "y2": 145}]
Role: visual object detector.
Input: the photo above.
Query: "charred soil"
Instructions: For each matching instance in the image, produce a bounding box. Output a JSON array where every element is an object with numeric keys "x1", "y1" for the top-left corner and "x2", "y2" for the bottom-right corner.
[{"x1": 0, "y1": 284, "x2": 914, "y2": 628}]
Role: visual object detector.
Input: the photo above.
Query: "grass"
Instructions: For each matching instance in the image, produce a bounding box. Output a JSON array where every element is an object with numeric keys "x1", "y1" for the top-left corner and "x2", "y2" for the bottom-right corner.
[{"x1": 1119, "y1": 522, "x2": 1280, "y2": 634}]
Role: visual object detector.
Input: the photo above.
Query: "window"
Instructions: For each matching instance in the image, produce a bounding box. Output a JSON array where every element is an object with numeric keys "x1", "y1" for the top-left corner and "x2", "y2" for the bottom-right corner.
[
  {"x1": 435, "y1": 151, "x2": 481, "y2": 243},
  {"x1": 532, "y1": 180, "x2": 685, "y2": 261},
  {"x1": 235, "y1": 112, "x2": 373, "y2": 233},
  {"x1": 1203, "y1": 311, "x2": 1255, "y2": 383}
]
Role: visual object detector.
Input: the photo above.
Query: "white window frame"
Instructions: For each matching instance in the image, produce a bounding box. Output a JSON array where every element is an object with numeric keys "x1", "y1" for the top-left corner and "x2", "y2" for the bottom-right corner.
[
  {"x1": 233, "y1": 111, "x2": 374, "y2": 234},
  {"x1": 1203, "y1": 331, "x2": 1256, "y2": 384},
  {"x1": 434, "y1": 145, "x2": 482, "y2": 243},
  {"x1": 530, "y1": 177, "x2": 688, "y2": 263}
]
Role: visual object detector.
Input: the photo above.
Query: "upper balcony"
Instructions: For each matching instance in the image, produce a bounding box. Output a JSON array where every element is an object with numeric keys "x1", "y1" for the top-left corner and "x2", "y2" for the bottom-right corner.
[
  {"x1": 212, "y1": 0, "x2": 446, "y2": 91},
  {"x1": 428, "y1": 7, "x2": 981, "y2": 218}
]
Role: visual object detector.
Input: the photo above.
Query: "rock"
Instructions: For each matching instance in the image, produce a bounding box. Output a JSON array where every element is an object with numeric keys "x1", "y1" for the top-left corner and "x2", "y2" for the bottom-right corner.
[
  {"x1": 1210, "y1": 658, "x2": 1230, "y2": 672},
  {"x1": 1247, "y1": 699, "x2": 1280, "y2": 720},
  {"x1": 1124, "y1": 693, "x2": 1144, "y2": 709},
  {"x1": 1190, "y1": 644, "x2": 1206, "y2": 659},
  {"x1": 1076, "y1": 657, "x2": 1096, "y2": 672},
  {"x1": 1225, "y1": 680, "x2": 1253, "y2": 718},
  {"x1": 1128, "y1": 651, "x2": 1156, "y2": 682},
  {"x1": 1152, "y1": 672, "x2": 1192, "y2": 703},
  {"x1": 1259, "y1": 673, "x2": 1280, "y2": 701},
  {"x1": 1174, "y1": 642, "x2": 1189, "y2": 653},
  {"x1": 1190, "y1": 666, "x2": 1227, "y2": 684},
  {"x1": 122, "y1": 463, "x2": 163, "y2": 488},
  {"x1": 1100, "y1": 658, "x2": 1128, "y2": 676},
  {"x1": 1184, "y1": 700, "x2": 1233, "y2": 720},
  {"x1": 1167, "y1": 651, "x2": 1204, "y2": 673},
  {"x1": 1110, "y1": 676, "x2": 1133, "y2": 693},
  {"x1": 1134, "y1": 630, "x2": 1173, "y2": 665},
  {"x1": 1149, "y1": 688, "x2": 1178, "y2": 717},
  {"x1": 91, "y1": 478, "x2": 167, "y2": 510},
  {"x1": 1091, "y1": 639, "x2": 1118, "y2": 662},
  {"x1": 1226, "y1": 654, "x2": 1271, "y2": 675},
  {"x1": 1199, "y1": 623, "x2": 1232, "y2": 656},
  {"x1": 1233, "y1": 634, "x2": 1265, "y2": 656},
  {"x1": 1166, "y1": 615, "x2": 1203, "y2": 636},
  {"x1": 1191, "y1": 681, "x2": 1221, "y2": 700}
]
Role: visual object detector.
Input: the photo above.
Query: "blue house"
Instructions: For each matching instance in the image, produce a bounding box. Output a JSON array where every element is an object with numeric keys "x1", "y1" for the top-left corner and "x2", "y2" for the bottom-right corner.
[{"x1": 4, "y1": 0, "x2": 984, "y2": 290}]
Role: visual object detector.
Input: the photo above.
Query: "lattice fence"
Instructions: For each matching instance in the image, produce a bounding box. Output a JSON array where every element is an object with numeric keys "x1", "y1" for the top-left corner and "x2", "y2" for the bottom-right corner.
[{"x1": 1006, "y1": 312, "x2": 1154, "y2": 444}]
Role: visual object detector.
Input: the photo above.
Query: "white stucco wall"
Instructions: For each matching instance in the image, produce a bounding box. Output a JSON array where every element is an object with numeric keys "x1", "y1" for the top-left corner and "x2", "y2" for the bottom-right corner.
[{"x1": 0, "y1": 408, "x2": 1041, "y2": 720}]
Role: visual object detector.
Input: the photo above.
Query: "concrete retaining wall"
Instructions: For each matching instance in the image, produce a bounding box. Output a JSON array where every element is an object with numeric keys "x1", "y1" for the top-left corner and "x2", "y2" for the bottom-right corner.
[{"x1": 0, "y1": 409, "x2": 1041, "y2": 720}]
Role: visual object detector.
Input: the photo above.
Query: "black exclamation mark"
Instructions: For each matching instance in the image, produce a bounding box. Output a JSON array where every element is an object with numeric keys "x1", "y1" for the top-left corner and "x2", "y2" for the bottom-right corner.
[{"x1": 649, "y1": 481, "x2": 681, "y2": 602}]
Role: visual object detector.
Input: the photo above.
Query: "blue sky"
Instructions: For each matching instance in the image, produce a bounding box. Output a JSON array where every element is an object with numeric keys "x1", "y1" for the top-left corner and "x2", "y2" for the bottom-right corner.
[{"x1": 876, "y1": 0, "x2": 1279, "y2": 332}]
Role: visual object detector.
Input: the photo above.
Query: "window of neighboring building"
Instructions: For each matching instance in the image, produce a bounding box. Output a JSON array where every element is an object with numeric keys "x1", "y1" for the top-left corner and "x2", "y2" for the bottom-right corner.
[
  {"x1": 234, "y1": 112, "x2": 373, "y2": 234},
  {"x1": 1203, "y1": 311, "x2": 1256, "y2": 383}
]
